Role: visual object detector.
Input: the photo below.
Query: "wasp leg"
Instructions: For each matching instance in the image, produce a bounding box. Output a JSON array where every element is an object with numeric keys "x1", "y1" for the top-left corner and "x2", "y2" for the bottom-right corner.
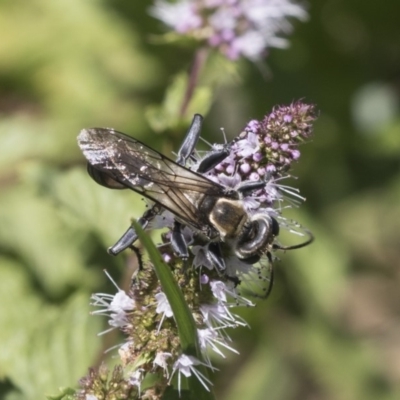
[
  {"x1": 108, "y1": 205, "x2": 161, "y2": 256},
  {"x1": 108, "y1": 217, "x2": 148, "y2": 256},
  {"x1": 260, "y1": 251, "x2": 275, "y2": 299},
  {"x1": 176, "y1": 114, "x2": 203, "y2": 165},
  {"x1": 196, "y1": 148, "x2": 230, "y2": 173},
  {"x1": 252, "y1": 264, "x2": 274, "y2": 299},
  {"x1": 129, "y1": 245, "x2": 144, "y2": 271},
  {"x1": 237, "y1": 180, "x2": 266, "y2": 194},
  {"x1": 171, "y1": 221, "x2": 189, "y2": 259},
  {"x1": 239, "y1": 252, "x2": 274, "y2": 299}
]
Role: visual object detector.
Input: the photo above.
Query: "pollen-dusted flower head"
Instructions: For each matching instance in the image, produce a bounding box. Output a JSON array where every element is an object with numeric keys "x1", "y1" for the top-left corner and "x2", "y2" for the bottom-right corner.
[{"x1": 150, "y1": 0, "x2": 308, "y2": 60}]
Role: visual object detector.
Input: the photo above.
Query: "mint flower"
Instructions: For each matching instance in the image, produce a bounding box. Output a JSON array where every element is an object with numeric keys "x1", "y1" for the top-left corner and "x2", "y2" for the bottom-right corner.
[
  {"x1": 154, "y1": 351, "x2": 173, "y2": 378},
  {"x1": 204, "y1": 101, "x2": 316, "y2": 207},
  {"x1": 170, "y1": 354, "x2": 214, "y2": 393},
  {"x1": 198, "y1": 327, "x2": 239, "y2": 358},
  {"x1": 128, "y1": 369, "x2": 144, "y2": 393},
  {"x1": 90, "y1": 271, "x2": 135, "y2": 333},
  {"x1": 150, "y1": 0, "x2": 308, "y2": 61},
  {"x1": 155, "y1": 291, "x2": 174, "y2": 331}
]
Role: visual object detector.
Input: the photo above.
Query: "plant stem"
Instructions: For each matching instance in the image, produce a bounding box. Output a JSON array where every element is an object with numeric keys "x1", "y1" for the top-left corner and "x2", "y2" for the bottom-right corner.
[{"x1": 179, "y1": 47, "x2": 209, "y2": 117}]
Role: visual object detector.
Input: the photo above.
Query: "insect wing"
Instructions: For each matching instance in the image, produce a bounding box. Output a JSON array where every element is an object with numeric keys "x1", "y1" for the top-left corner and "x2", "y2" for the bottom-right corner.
[{"x1": 78, "y1": 128, "x2": 224, "y2": 231}]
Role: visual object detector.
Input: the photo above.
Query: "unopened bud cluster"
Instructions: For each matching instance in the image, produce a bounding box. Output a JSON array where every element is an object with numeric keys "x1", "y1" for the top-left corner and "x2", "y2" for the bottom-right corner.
[{"x1": 206, "y1": 101, "x2": 316, "y2": 206}]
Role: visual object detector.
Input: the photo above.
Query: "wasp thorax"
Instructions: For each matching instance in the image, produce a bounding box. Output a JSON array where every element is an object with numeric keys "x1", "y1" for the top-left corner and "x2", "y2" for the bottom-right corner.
[{"x1": 209, "y1": 199, "x2": 247, "y2": 239}]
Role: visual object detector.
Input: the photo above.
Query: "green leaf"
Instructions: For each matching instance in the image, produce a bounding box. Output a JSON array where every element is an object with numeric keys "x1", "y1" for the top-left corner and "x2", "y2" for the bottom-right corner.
[
  {"x1": 48, "y1": 167, "x2": 144, "y2": 248},
  {"x1": 0, "y1": 184, "x2": 95, "y2": 296},
  {"x1": 132, "y1": 221, "x2": 215, "y2": 400},
  {"x1": 0, "y1": 259, "x2": 101, "y2": 399}
]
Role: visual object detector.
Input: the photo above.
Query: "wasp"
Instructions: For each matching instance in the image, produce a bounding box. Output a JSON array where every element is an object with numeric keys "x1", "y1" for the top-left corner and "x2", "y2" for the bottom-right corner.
[{"x1": 78, "y1": 115, "x2": 313, "y2": 295}]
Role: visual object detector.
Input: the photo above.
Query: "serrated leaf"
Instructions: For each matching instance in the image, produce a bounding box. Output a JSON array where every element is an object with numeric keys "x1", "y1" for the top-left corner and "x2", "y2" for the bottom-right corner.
[
  {"x1": 0, "y1": 0, "x2": 158, "y2": 122},
  {"x1": 49, "y1": 167, "x2": 144, "y2": 249},
  {"x1": 0, "y1": 260, "x2": 101, "y2": 399},
  {"x1": 0, "y1": 184, "x2": 94, "y2": 296}
]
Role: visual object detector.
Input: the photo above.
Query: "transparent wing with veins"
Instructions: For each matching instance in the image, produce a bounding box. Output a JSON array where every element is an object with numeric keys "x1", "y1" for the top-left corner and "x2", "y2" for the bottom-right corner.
[{"x1": 78, "y1": 128, "x2": 225, "y2": 233}]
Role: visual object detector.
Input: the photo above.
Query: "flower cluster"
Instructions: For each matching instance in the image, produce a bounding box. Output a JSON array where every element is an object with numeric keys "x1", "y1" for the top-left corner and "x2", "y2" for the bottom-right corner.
[
  {"x1": 204, "y1": 101, "x2": 316, "y2": 206},
  {"x1": 150, "y1": 0, "x2": 308, "y2": 61},
  {"x1": 77, "y1": 261, "x2": 251, "y2": 398},
  {"x1": 76, "y1": 102, "x2": 316, "y2": 399}
]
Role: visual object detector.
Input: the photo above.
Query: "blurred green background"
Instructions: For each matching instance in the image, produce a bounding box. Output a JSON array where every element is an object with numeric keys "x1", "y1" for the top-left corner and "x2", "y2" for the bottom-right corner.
[{"x1": 0, "y1": 1, "x2": 399, "y2": 399}]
